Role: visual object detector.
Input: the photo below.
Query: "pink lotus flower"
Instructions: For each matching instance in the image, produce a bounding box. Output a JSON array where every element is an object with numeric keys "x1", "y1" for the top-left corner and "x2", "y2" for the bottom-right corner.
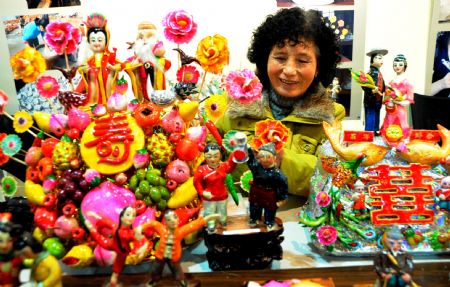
[
  {"x1": 358, "y1": 74, "x2": 367, "y2": 83},
  {"x1": 225, "y1": 69, "x2": 262, "y2": 104},
  {"x1": 162, "y1": 10, "x2": 197, "y2": 44},
  {"x1": 37, "y1": 76, "x2": 59, "y2": 98},
  {"x1": 316, "y1": 225, "x2": 337, "y2": 246},
  {"x1": 315, "y1": 191, "x2": 331, "y2": 207},
  {"x1": 0, "y1": 89, "x2": 9, "y2": 115},
  {"x1": 45, "y1": 21, "x2": 81, "y2": 55}
]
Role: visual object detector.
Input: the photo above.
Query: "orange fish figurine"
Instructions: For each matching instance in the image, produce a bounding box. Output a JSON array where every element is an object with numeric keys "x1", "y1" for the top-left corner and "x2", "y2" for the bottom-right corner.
[
  {"x1": 323, "y1": 121, "x2": 389, "y2": 166},
  {"x1": 398, "y1": 124, "x2": 450, "y2": 165}
]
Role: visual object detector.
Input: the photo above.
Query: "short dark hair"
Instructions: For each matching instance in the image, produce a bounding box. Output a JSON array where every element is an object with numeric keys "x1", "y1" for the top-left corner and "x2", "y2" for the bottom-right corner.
[
  {"x1": 204, "y1": 142, "x2": 221, "y2": 153},
  {"x1": 87, "y1": 28, "x2": 108, "y2": 45},
  {"x1": 247, "y1": 7, "x2": 341, "y2": 89}
]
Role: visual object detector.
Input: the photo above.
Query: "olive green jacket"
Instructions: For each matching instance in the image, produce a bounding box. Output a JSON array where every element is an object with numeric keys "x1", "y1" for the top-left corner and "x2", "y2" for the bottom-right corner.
[{"x1": 216, "y1": 84, "x2": 345, "y2": 196}]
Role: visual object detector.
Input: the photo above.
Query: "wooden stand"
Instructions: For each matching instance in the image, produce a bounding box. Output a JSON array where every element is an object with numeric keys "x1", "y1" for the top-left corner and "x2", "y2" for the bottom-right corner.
[{"x1": 203, "y1": 215, "x2": 284, "y2": 271}]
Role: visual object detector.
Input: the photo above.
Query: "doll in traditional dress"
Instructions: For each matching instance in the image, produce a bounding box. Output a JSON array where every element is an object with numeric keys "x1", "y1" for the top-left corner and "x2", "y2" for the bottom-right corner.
[
  {"x1": 76, "y1": 13, "x2": 123, "y2": 107},
  {"x1": 381, "y1": 54, "x2": 414, "y2": 142},
  {"x1": 84, "y1": 206, "x2": 149, "y2": 287},
  {"x1": 127, "y1": 21, "x2": 171, "y2": 101}
]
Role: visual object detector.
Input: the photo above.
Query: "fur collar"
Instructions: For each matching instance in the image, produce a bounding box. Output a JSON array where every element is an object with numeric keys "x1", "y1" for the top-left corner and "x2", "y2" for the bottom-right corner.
[{"x1": 226, "y1": 83, "x2": 336, "y2": 123}]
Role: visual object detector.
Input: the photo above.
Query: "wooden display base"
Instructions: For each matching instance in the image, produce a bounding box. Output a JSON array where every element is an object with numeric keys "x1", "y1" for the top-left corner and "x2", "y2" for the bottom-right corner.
[{"x1": 203, "y1": 215, "x2": 284, "y2": 271}]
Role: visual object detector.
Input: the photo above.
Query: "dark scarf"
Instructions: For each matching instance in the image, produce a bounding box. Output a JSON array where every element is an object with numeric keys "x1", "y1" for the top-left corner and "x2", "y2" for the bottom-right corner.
[{"x1": 268, "y1": 88, "x2": 302, "y2": 120}]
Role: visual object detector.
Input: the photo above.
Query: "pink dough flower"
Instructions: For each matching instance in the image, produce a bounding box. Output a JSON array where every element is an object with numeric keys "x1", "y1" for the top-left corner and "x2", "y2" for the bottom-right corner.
[
  {"x1": 316, "y1": 225, "x2": 337, "y2": 246},
  {"x1": 315, "y1": 191, "x2": 331, "y2": 207},
  {"x1": 225, "y1": 69, "x2": 262, "y2": 104},
  {"x1": 162, "y1": 10, "x2": 197, "y2": 44},
  {"x1": 0, "y1": 90, "x2": 8, "y2": 115},
  {"x1": 37, "y1": 76, "x2": 60, "y2": 98},
  {"x1": 176, "y1": 65, "x2": 200, "y2": 84},
  {"x1": 45, "y1": 21, "x2": 81, "y2": 55}
]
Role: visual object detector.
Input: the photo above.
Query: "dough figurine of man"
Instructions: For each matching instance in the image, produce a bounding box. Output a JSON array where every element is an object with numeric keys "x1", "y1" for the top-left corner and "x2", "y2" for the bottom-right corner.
[
  {"x1": 374, "y1": 226, "x2": 418, "y2": 287},
  {"x1": 363, "y1": 48, "x2": 388, "y2": 134}
]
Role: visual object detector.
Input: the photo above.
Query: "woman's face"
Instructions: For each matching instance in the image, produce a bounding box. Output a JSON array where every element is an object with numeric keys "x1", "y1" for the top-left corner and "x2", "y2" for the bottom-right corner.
[
  {"x1": 393, "y1": 60, "x2": 405, "y2": 75},
  {"x1": 89, "y1": 31, "x2": 107, "y2": 53},
  {"x1": 120, "y1": 207, "x2": 136, "y2": 226},
  {"x1": 267, "y1": 39, "x2": 318, "y2": 98}
]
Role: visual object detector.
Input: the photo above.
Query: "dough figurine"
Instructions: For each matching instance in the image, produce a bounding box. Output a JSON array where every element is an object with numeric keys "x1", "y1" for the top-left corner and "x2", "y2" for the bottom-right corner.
[
  {"x1": 0, "y1": 213, "x2": 23, "y2": 287},
  {"x1": 143, "y1": 211, "x2": 219, "y2": 287},
  {"x1": 247, "y1": 142, "x2": 288, "y2": 230},
  {"x1": 436, "y1": 176, "x2": 450, "y2": 211},
  {"x1": 194, "y1": 142, "x2": 243, "y2": 232},
  {"x1": 76, "y1": 13, "x2": 123, "y2": 107},
  {"x1": 374, "y1": 226, "x2": 418, "y2": 287},
  {"x1": 351, "y1": 180, "x2": 368, "y2": 216}
]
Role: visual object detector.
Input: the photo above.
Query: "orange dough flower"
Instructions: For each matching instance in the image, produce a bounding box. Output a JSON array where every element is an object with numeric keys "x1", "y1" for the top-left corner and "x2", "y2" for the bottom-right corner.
[
  {"x1": 251, "y1": 119, "x2": 289, "y2": 152},
  {"x1": 10, "y1": 46, "x2": 46, "y2": 83},
  {"x1": 196, "y1": 34, "x2": 229, "y2": 74}
]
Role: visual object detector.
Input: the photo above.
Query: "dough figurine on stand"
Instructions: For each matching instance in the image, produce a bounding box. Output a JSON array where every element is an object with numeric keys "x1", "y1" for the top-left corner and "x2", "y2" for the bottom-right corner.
[
  {"x1": 247, "y1": 142, "x2": 288, "y2": 230},
  {"x1": 0, "y1": 213, "x2": 24, "y2": 287},
  {"x1": 142, "y1": 211, "x2": 220, "y2": 287},
  {"x1": 194, "y1": 142, "x2": 244, "y2": 232},
  {"x1": 374, "y1": 226, "x2": 419, "y2": 287},
  {"x1": 83, "y1": 206, "x2": 149, "y2": 287},
  {"x1": 436, "y1": 176, "x2": 450, "y2": 211},
  {"x1": 76, "y1": 13, "x2": 123, "y2": 108},
  {"x1": 363, "y1": 48, "x2": 388, "y2": 134}
]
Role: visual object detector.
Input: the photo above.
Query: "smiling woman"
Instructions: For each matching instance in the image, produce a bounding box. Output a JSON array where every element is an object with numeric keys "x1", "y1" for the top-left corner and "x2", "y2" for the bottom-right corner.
[{"x1": 216, "y1": 7, "x2": 345, "y2": 197}]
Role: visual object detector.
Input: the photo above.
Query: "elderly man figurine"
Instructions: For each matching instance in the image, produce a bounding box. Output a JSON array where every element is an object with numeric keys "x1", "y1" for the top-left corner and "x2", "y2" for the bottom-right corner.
[
  {"x1": 374, "y1": 226, "x2": 417, "y2": 287},
  {"x1": 363, "y1": 48, "x2": 388, "y2": 134},
  {"x1": 247, "y1": 142, "x2": 288, "y2": 230}
]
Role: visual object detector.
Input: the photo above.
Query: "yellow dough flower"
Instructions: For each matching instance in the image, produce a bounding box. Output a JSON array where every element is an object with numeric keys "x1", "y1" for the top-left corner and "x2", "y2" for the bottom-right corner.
[
  {"x1": 10, "y1": 46, "x2": 47, "y2": 83},
  {"x1": 204, "y1": 93, "x2": 227, "y2": 120},
  {"x1": 13, "y1": 110, "x2": 34, "y2": 133},
  {"x1": 196, "y1": 34, "x2": 229, "y2": 74}
]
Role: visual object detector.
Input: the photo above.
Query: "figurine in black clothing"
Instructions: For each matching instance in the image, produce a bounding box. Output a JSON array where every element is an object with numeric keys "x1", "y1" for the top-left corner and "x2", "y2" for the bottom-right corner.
[{"x1": 247, "y1": 142, "x2": 288, "y2": 230}]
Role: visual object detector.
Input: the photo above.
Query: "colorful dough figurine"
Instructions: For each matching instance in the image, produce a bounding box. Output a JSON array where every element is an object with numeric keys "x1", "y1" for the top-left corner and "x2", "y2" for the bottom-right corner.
[
  {"x1": 76, "y1": 13, "x2": 123, "y2": 107},
  {"x1": 374, "y1": 226, "x2": 417, "y2": 287},
  {"x1": 247, "y1": 142, "x2": 288, "y2": 230},
  {"x1": 194, "y1": 142, "x2": 242, "y2": 232},
  {"x1": 363, "y1": 48, "x2": 388, "y2": 134},
  {"x1": 351, "y1": 180, "x2": 368, "y2": 216},
  {"x1": 436, "y1": 176, "x2": 450, "y2": 211},
  {"x1": 143, "y1": 211, "x2": 219, "y2": 287},
  {"x1": 21, "y1": 232, "x2": 62, "y2": 287},
  {"x1": 0, "y1": 213, "x2": 23, "y2": 287},
  {"x1": 84, "y1": 206, "x2": 148, "y2": 287}
]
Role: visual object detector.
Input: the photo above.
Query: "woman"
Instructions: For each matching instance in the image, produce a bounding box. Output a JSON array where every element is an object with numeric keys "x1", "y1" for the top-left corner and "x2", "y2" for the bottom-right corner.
[
  {"x1": 381, "y1": 54, "x2": 414, "y2": 141},
  {"x1": 84, "y1": 206, "x2": 147, "y2": 287},
  {"x1": 76, "y1": 13, "x2": 123, "y2": 108},
  {"x1": 217, "y1": 7, "x2": 345, "y2": 196}
]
